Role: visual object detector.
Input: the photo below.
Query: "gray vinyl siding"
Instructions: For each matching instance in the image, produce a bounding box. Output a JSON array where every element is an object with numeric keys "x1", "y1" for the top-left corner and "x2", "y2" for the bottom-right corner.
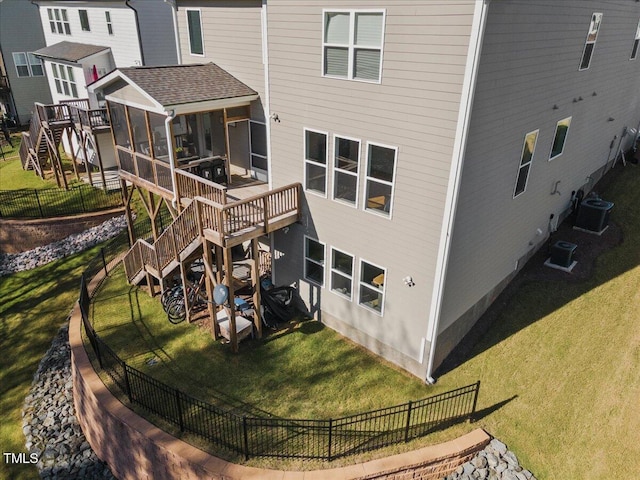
[
  {"x1": 440, "y1": 1, "x2": 640, "y2": 340},
  {"x1": 0, "y1": 0, "x2": 52, "y2": 124},
  {"x1": 176, "y1": 0, "x2": 265, "y2": 100},
  {"x1": 132, "y1": 0, "x2": 178, "y2": 66},
  {"x1": 268, "y1": 0, "x2": 475, "y2": 375}
]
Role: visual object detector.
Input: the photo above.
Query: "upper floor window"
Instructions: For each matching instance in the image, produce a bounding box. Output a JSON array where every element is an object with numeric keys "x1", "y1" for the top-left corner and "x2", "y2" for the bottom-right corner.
[
  {"x1": 333, "y1": 135, "x2": 360, "y2": 206},
  {"x1": 514, "y1": 130, "x2": 538, "y2": 198},
  {"x1": 364, "y1": 142, "x2": 396, "y2": 217},
  {"x1": 304, "y1": 128, "x2": 328, "y2": 196},
  {"x1": 47, "y1": 8, "x2": 71, "y2": 35},
  {"x1": 579, "y1": 12, "x2": 602, "y2": 70},
  {"x1": 631, "y1": 19, "x2": 640, "y2": 60},
  {"x1": 79, "y1": 10, "x2": 90, "y2": 32},
  {"x1": 323, "y1": 10, "x2": 385, "y2": 82},
  {"x1": 12, "y1": 53, "x2": 44, "y2": 78},
  {"x1": 186, "y1": 9, "x2": 204, "y2": 55},
  {"x1": 105, "y1": 11, "x2": 114, "y2": 35},
  {"x1": 51, "y1": 63, "x2": 78, "y2": 98},
  {"x1": 549, "y1": 117, "x2": 571, "y2": 160}
]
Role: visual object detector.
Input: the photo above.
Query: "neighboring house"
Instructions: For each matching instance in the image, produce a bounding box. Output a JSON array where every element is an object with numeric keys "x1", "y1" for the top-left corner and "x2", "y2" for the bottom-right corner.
[
  {"x1": 18, "y1": 0, "x2": 178, "y2": 187},
  {"x1": 92, "y1": 0, "x2": 640, "y2": 381},
  {"x1": 0, "y1": 0, "x2": 52, "y2": 126}
]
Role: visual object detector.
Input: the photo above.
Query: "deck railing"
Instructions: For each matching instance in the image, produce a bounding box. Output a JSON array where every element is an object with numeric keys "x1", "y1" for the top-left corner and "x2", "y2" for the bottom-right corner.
[{"x1": 175, "y1": 169, "x2": 227, "y2": 205}]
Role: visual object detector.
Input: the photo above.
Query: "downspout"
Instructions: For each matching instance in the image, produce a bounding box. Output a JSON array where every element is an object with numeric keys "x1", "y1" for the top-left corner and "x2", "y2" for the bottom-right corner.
[
  {"x1": 261, "y1": 0, "x2": 273, "y2": 189},
  {"x1": 424, "y1": 0, "x2": 490, "y2": 384},
  {"x1": 164, "y1": 110, "x2": 178, "y2": 208},
  {"x1": 125, "y1": 0, "x2": 145, "y2": 66},
  {"x1": 164, "y1": 0, "x2": 182, "y2": 64}
]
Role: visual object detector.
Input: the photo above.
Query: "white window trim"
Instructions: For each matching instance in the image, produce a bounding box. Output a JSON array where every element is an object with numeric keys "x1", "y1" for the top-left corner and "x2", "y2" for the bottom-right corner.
[
  {"x1": 548, "y1": 117, "x2": 571, "y2": 161},
  {"x1": 332, "y1": 134, "x2": 360, "y2": 208},
  {"x1": 362, "y1": 141, "x2": 398, "y2": 219},
  {"x1": 48, "y1": 8, "x2": 71, "y2": 35},
  {"x1": 513, "y1": 129, "x2": 539, "y2": 199},
  {"x1": 249, "y1": 120, "x2": 268, "y2": 172},
  {"x1": 105, "y1": 11, "x2": 114, "y2": 35},
  {"x1": 51, "y1": 62, "x2": 78, "y2": 98},
  {"x1": 579, "y1": 12, "x2": 602, "y2": 71},
  {"x1": 321, "y1": 9, "x2": 386, "y2": 84},
  {"x1": 358, "y1": 258, "x2": 386, "y2": 316},
  {"x1": 303, "y1": 236, "x2": 325, "y2": 287},
  {"x1": 631, "y1": 19, "x2": 640, "y2": 60},
  {"x1": 330, "y1": 247, "x2": 355, "y2": 301},
  {"x1": 186, "y1": 8, "x2": 205, "y2": 57},
  {"x1": 303, "y1": 127, "x2": 329, "y2": 198},
  {"x1": 79, "y1": 9, "x2": 90, "y2": 32},
  {"x1": 12, "y1": 52, "x2": 44, "y2": 78}
]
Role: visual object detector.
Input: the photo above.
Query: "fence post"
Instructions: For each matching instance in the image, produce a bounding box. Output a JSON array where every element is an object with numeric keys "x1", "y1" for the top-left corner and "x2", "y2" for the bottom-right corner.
[
  {"x1": 175, "y1": 389, "x2": 184, "y2": 432},
  {"x1": 327, "y1": 418, "x2": 333, "y2": 461},
  {"x1": 404, "y1": 400, "x2": 413, "y2": 443},
  {"x1": 242, "y1": 416, "x2": 249, "y2": 461},
  {"x1": 78, "y1": 185, "x2": 86, "y2": 212},
  {"x1": 123, "y1": 364, "x2": 133, "y2": 403},
  {"x1": 100, "y1": 248, "x2": 107, "y2": 276},
  {"x1": 469, "y1": 380, "x2": 481, "y2": 423},
  {"x1": 34, "y1": 189, "x2": 44, "y2": 218}
]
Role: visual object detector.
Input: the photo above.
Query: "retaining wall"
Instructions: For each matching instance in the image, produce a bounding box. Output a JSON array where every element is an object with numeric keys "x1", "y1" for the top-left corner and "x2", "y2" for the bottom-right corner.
[{"x1": 0, "y1": 208, "x2": 124, "y2": 254}]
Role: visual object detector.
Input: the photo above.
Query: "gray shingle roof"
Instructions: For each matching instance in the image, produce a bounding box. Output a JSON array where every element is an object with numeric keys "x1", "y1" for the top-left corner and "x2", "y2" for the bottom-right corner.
[
  {"x1": 119, "y1": 63, "x2": 257, "y2": 107},
  {"x1": 33, "y1": 41, "x2": 110, "y2": 62}
]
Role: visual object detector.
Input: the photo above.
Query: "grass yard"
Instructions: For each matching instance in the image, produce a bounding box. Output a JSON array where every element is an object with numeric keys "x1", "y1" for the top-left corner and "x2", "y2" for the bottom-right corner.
[
  {"x1": 0, "y1": 247, "x2": 105, "y2": 480},
  {"x1": 89, "y1": 165, "x2": 640, "y2": 478}
]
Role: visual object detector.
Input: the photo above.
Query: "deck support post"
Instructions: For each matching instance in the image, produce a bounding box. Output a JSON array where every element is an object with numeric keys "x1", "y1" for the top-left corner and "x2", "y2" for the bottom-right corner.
[
  {"x1": 223, "y1": 246, "x2": 238, "y2": 353},
  {"x1": 250, "y1": 237, "x2": 262, "y2": 339}
]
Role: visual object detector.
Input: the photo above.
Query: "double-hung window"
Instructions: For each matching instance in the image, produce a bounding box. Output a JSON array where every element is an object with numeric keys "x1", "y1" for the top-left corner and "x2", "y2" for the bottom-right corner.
[
  {"x1": 579, "y1": 13, "x2": 602, "y2": 70},
  {"x1": 333, "y1": 136, "x2": 359, "y2": 206},
  {"x1": 632, "y1": 19, "x2": 640, "y2": 60},
  {"x1": 47, "y1": 8, "x2": 71, "y2": 35},
  {"x1": 12, "y1": 53, "x2": 44, "y2": 77},
  {"x1": 330, "y1": 248, "x2": 354, "y2": 299},
  {"x1": 105, "y1": 11, "x2": 114, "y2": 35},
  {"x1": 514, "y1": 130, "x2": 538, "y2": 198},
  {"x1": 359, "y1": 260, "x2": 385, "y2": 314},
  {"x1": 304, "y1": 237, "x2": 325, "y2": 286},
  {"x1": 323, "y1": 10, "x2": 385, "y2": 82},
  {"x1": 79, "y1": 10, "x2": 90, "y2": 31},
  {"x1": 549, "y1": 117, "x2": 571, "y2": 160},
  {"x1": 51, "y1": 63, "x2": 78, "y2": 98},
  {"x1": 186, "y1": 9, "x2": 204, "y2": 56},
  {"x1": 364, "y1": 142, "x2": 397, "y2": 217},
  {"x1": 304, "y1": 129, "x2": 328, "y2": 196}
]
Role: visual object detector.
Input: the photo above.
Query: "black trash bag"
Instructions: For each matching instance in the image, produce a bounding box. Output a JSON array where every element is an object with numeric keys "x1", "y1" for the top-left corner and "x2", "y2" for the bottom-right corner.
[{"x1": 261, "y1": 286, "x2": 307, "y2": 329}]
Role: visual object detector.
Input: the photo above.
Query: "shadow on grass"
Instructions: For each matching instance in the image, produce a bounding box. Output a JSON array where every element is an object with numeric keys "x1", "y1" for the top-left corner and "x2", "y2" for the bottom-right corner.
[{"x1": 436, "y1": 166, "x2": 640, "y2": 377}]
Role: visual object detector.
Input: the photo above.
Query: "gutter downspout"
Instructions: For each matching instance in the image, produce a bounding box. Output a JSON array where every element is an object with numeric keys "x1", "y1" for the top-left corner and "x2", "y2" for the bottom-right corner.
[
  {"x1": 261, "y1": 0, "x2": 273, "y2": 189},
  {"x1": 424, "y1": 0, "x2": 490, "y2": 384},
  {"x1": 164, "y1": 110, "x2": 178, "y2": 208},
  {"x1": 164, "y1": 0, "x2": 182, "y2": 64},
  {"x1": 125, "y1": 0, "x2": 145, "y2": 66}
]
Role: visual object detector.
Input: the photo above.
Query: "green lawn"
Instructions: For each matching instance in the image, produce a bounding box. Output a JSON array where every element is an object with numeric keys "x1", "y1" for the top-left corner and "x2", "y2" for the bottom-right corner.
[{"x1": 89, "y1": 166, "x2": 640, "y2": 478}]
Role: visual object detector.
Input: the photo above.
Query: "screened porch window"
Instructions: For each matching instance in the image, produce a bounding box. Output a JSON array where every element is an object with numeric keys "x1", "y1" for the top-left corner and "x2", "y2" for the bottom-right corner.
[
  {"x1": 323, "y1": 10, "x2": 385, "y2": 82},
  {"x1": 250, "y1": 121, "x2": 268, "y2": 171},
  {"x1": 108, "y1": 101, "x2": 130, "y2": 148}
]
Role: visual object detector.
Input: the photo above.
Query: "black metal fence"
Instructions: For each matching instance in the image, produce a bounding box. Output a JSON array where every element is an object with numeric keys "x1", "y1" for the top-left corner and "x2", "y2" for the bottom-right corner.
[
  {"x1": 78, "y1": 250, "x2": 480, "y2": 461},
  {"x1": 0, "y1": 178, "x2": 122, "y2": 218}
]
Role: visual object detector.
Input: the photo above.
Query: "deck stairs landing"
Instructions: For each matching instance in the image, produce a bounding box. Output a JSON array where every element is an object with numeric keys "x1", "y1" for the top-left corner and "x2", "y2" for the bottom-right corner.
[{"x1": 122, "y1": 183, "x2": 302, "y2": 287}]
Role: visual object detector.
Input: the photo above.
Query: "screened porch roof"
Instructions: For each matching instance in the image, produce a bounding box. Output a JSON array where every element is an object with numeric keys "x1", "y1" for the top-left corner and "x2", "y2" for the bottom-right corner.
[{"x1": 87, "y1": 63, "x2": 258, "y2": 116}]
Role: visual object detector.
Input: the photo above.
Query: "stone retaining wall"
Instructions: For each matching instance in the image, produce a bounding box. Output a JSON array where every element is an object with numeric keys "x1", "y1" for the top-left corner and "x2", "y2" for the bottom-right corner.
[
  {"x1": 69, "y1": 267, "x2": 492, "y2": 480},
  {"x1": 0, "y1": 208, "x2": 124, "y2": 254}
]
